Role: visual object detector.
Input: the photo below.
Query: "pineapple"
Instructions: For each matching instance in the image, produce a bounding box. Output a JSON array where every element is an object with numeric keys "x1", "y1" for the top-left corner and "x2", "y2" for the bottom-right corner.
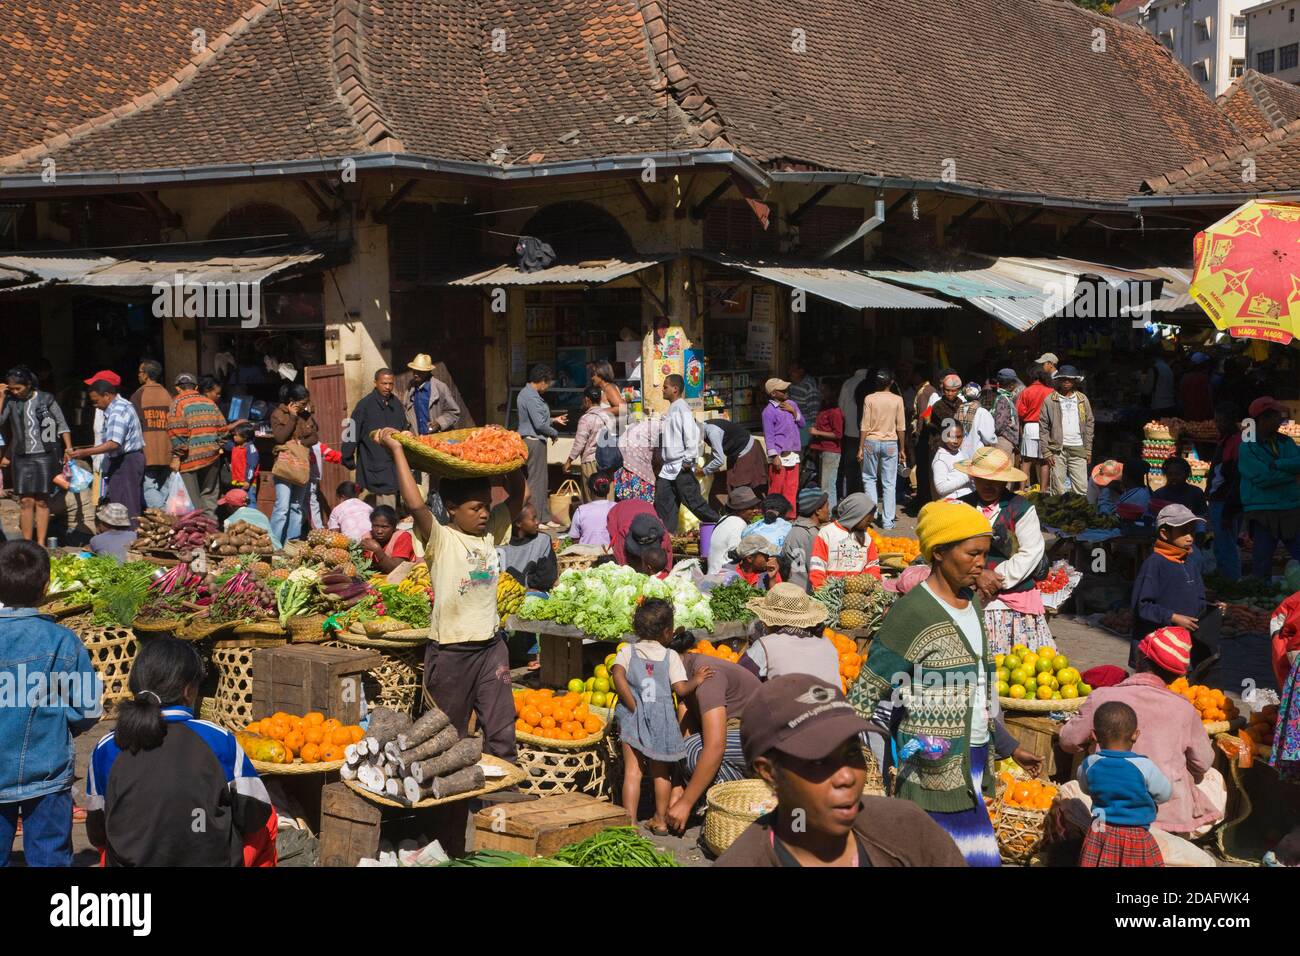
[
  {"x1": 310, "y1": 545, "x2": 330, "y2": 561},
  {"x1": 250, "y1": 561, "x2": 272, "y2": 579},
  {"x1": 323, "y1": 547, "x2": 350, "y2": 566},
  {"x1": 340, "y1": 562, "x2": 357, "y2": 577},
  {"x1": 844, "y1": 574, "x2": 871, "y2": 594},
  {"x1": 839, "y1": 609, "x2": 868, "y2": 629},
  {"x1": 330, "y1": 533, "x2": 351, "y2": 550},
  {"x1": 307, "y1": 529, "x2": 333, "y2": 547},
  {"x1": 841, "y1": 591, "x2": 869, "y2": 613},
  {"x1": 283, "y1": 540, "x2": 308, "y2": 559}
]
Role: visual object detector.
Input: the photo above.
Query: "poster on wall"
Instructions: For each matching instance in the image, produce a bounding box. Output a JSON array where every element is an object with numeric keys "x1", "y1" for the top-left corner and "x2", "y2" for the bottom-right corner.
[
  {"x1": 746, "y1": 288, "x2": 776, "y2": 364},
  {"x1": 649, "y1": 324, "x2": 690, "y2": 397},
  {"x1": 684, "y1": 349, "x2": 704, "y2": 399},
  {"x1": 706, "y1": 282, "x2": 752, "y2": 319}
]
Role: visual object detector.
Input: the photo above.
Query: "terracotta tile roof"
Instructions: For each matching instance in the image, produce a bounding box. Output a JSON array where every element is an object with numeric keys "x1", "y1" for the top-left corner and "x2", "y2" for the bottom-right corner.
[
  {"x1": 1143, "y1": 117, "x2": 1300, "y2": 195},
  {"x1": 1217, "y1": 70, "x2": 1300, "y2": 139},
  {"x1": 0, "y1": 0, "x2": 251, "y2": 155},
  {"x1": 1110, "y1": 0, "x2": 1147, "y2": 18},
  {"x1": 0, "y1": 0, "x2": 1242, "y2": 203}
]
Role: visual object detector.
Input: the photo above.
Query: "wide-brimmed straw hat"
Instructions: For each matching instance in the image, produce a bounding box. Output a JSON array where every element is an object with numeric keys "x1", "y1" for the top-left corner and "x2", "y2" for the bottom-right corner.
[
  {"x1": 408, "y1": 353, "x2": 436, "y2": 373},
  {"x1": 746, "y1": 582, "x2": 829, "y2": 629},
  {"x1": 955, "y1": 446, "x2": 1027, "y2": 483}
]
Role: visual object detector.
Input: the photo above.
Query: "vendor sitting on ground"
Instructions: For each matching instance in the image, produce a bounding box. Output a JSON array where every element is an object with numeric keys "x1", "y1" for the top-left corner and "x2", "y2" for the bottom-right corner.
[
  {"x1": 1130, "y1": 504, "x2": 1221, "y2": 670},
  {"x1": 715, "y1": 674, "x2": 966, "y2": 867},
  {"x1": 361, "y1": 504, "x2": 416, "y2": 573},
  {"x1": 666, "y1": 641, "x2": 762, "y2": 834},
  {"x1": 706, "y1": 487, "x2": 763, "y2": 574},
  {"x1": 745, "y1": 493, "x2": 794, "y2": 550},
  {"x1": 730, "y1": 534, "x2": 782, "y2": 589},
  {"x1": 1086, "y1": 460, "x2": 1124, "y2": 515},
  {"x1": 959, "y1": 447, "x2": 1053, "y2": 656},
  {"x1": 608, "y1": 503, "x2": 673, "y2": 569},
  {"x1": 739, "y1": 583, "x2": 841, "y2": 686},
  {"x1": 567, "y1": 472, "x2": 617, "y2": 548},
  {"x1": 216, "y1": 489, "x2": 282, "y2": 550},
  {"x1": 88, "y1": 503, "x2": 138, "y2": 562},
  {"x1": 809, "y1": 492, "x2": 881, "y2": 590},
  {"x1": 326, "y1": 481, "x2": 373, "y2": 544},
  {"x1": 497, "y1": 502, "x2": 559, "y2": 592},
  {"x1": 1057, "y1": 626, "x2": 1226, "y2": 867},
  {"x1": 1152, "y1": 456, "x2": 1208, "y2": 518},
  {"x1": 780, "y1": 488, "x2": 831, "y2": 591}
]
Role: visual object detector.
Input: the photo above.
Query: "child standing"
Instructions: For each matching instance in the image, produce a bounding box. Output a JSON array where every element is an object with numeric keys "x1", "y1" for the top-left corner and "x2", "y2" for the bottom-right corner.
[
  {"x1": 0, "y1": 541, "x2": 101, "y2": 866},
  {"x1": 809, "y1": 381, "x2": 844, "y2": 511},
  {"x1": 1076, "y1": 701, "x2": 1172, "y2": 867},
  {"x1": 612, "y1": 599, "x2": 710, "y2": 835},
  {"x1": 226, "y1": 423, "x2": 260, "y2": 493}
]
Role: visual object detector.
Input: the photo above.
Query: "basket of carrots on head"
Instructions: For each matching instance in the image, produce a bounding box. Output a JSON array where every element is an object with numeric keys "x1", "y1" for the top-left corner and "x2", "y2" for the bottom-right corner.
[{"x1": 373, "y1": 426, "x2": 528, "y2": 477}]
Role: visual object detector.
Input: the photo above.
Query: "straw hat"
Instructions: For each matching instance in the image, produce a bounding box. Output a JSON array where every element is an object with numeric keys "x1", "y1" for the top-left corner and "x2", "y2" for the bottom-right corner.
[
  {"x1": 955, "y1": 446, "x2": 1028, "y2": 483},
  {"x1": 408, "y1": 353, "x2": 436, "y2": 373},
  {"x1": 746, "y1": 582, "x2": 829, "y2": 629},
  {"x1": 1091, "y1": 459, "x2": 1123, "y2": 487}
]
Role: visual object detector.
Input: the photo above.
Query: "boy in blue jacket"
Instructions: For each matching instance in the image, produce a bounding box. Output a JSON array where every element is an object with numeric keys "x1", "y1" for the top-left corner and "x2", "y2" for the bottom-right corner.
[
  {"x1": 1130, "y1": 504, "x2": 1213, "y2": 668},
  {"x1": 0, "y1": 541, "x2": 102, "y2": 866},
  {"x1": 1076, "y1": 699, "x2": 1172, "y2": 867}
]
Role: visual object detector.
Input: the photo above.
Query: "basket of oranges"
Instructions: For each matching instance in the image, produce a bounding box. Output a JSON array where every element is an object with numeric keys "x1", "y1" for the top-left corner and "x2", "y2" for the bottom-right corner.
[
  {"x1": 240, "y1": 711, "x2": 365, "y2": 774},
  {"x1": 989, "y1": 769, "x2": 1058, "y2": 865},
  {"x1": 513, "y1": 687, "x2": 611, "y2": 796},
  {"x1": 824, "y1": 629, "x2": 865, "y2": 693},
  {"x1": 1168, "y1": 678, "x2": 1238, "y2": 734}
]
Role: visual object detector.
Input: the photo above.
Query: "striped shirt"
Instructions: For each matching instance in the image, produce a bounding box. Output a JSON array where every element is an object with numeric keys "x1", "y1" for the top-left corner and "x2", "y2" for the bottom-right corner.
[
  {"x1": 809, "y1": 522, "x2": 881, "y2": 590},
  {"x1": 169, "y1": 390, "x2": 227, "y2": 472},
  {"x1": 100, "y1": 395, "x2": 144, "y2": 456}
]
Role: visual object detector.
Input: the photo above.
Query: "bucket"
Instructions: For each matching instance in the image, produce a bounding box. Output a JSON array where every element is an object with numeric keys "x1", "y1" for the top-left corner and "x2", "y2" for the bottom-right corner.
[{"x1": 699, "y1": 523, "x2": 716, "y2": 562}]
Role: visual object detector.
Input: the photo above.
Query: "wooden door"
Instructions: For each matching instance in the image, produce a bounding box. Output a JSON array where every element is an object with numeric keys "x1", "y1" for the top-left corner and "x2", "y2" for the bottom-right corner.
[
  {"x1": 306, "y1": 363, "x2": 348, "y2": 511},
  {"x1": 391, "y1": 289, "x2": 487, "y2": 425}
]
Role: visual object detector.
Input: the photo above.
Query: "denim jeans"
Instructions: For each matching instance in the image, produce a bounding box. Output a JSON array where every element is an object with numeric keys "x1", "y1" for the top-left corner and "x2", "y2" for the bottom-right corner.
[
  {"x1": 0, "y1": 789, "x2": 73, "y2": 866},
  {"x1": 819, "y1": 451, "x2": 841, "y2": 511},
  {"x1": 1209, "y1": 501, "x2": 1241, "y2": 582},
  {"x1": 861, "y1": 439, "x2": 899, "y2": 529},
  {"x1": 1249, "y1": 515, "x2": 1300, "y2": 580},
  {"x1": 141, "y1": 466, "x2": 171, "y2": 510},
  {"x1": 272, "y1": 477, "x2": 308, "y2": 544}
]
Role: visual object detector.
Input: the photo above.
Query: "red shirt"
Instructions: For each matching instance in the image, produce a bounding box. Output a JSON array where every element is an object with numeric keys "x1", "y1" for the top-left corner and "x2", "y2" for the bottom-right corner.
[
  {"x1": 810, "y1": 408, "x2": 844, "y2": 454},
  {"x1": 367, "y1": 529, "x2": 415, "y2": 562},
  {"x1": 1015, "y1": 382, "x2": 1054, "y2": 424},
  {"x1": 607, "y1": 501, "x2": 673, "y2": 569}
]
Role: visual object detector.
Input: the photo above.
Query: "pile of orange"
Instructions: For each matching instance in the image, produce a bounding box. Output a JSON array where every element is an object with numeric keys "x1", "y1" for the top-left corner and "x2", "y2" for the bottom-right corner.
[
  {"x1": 1169, "y1": 678, "x2": 1237, "y2": 725},
  {"x1": 868, "y1": 529, "x2": 920, "y2": 564},
  {"x1": 416, "y1": 426, "x2": 526, "y2": 465},
  {"x1": 244, "y1": 711, "x2": 364, "y2": 764},
  {"x1": 997, "y1": 772, "x2": 1057, "y2": 810},
  {"x1": 513, "y1": 688, "x2": 605, "y2": 742},
  {"x1": 824, "y1": 629, "x2": 864, "y2": 692},
  {"x1": 688, "y1": 639, "x2": 741, "y2": 664}
]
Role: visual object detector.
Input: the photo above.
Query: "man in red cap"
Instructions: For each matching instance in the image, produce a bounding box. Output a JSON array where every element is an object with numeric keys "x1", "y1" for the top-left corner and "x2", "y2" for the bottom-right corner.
[
  {"x1": 82, "y1": 370, "x2": 122, "y2": 501},
  {"x1": 715, "y1": 674, "x2": 965, "y2": 867},
  {"x1": 1238, "y1": 395, "x2": 1300, "y2": 580},
  {"x1": 1058, "y1": 627, "x2": 1224, "y2": 865}
]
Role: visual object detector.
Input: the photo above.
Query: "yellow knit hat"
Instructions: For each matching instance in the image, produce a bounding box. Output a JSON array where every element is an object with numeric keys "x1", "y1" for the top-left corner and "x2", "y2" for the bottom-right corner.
[{"x1": 916, "y1": 500, "x2": 993, "y2": 561}]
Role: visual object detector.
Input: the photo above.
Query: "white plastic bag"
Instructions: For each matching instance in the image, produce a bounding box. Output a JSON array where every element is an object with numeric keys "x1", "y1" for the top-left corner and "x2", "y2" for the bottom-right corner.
[
  {"x1": 65, "y1": 461, "x2": 93, "y2": 494},
  {"x1": 163, "y1": 472, "x2": 193, "y2": 516}
]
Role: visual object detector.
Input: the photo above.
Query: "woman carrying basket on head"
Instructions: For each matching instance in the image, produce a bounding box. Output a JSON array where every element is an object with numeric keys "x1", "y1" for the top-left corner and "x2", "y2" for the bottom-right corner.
[{"x1": 956, "y1": 447, "x2": 1054, "y2": 657}]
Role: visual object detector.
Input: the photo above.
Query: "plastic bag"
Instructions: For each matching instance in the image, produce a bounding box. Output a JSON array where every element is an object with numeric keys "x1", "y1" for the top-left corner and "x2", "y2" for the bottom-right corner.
[
  {"x1": 64, "y1": 461, "x2": 93, "y2": 494},
  {"x1": 163, "y1": 472, "x2": 193, "y2": 516}
]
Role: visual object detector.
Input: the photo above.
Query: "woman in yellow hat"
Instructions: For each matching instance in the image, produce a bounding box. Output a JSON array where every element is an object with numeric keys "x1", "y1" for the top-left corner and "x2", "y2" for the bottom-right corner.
[
  {"x1": 848, "y1": 497, "x2": 1041, "y2": 865},
  {"x1": 956, "y1": 447, "x2": 1055, "y2": 657}
]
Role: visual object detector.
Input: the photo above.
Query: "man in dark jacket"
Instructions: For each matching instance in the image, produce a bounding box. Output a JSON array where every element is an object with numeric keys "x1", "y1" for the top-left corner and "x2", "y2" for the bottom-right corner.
[
  {"x1": 341, "y1": 369, "x2": 408, "y2": 508},
  {"x1": 715, "y1": 674, "x2": 965, "y2": 867}
]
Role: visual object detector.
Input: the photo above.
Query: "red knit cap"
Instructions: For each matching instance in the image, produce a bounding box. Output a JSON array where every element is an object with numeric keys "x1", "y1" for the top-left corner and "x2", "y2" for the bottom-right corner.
[{"x1": 1137, "y1": 626, "x2": 1192, "y2": 675}]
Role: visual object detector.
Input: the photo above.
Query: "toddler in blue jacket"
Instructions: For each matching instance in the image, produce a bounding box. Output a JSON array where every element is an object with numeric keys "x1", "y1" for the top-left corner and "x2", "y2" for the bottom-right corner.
[{"x1": 1076, "y1": 700, "x2": 1172, "y2": 867}]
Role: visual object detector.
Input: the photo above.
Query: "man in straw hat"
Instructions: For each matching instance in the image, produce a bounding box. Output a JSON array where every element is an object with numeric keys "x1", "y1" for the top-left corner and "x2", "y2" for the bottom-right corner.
[
  {"x1": 1039, "y1": 365, "x2": 1093, "y2": 496},
  {"x1": 738, "y1": 583, "x2": 840, "y2": 687},
  {"x1": 715, "y1": 674, "x2": 966, "y2": 867},
  {"x1": 403, "y1": 354, "x2": 464, "y2": 510}
]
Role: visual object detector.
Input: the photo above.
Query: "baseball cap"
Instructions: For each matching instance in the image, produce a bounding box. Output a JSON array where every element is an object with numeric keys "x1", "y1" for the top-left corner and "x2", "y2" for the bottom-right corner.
[
  {"x1": 217, "y1": 489, "x2": 249, "y2": 508},
  {"x1": 1034, "y1": 352, "x2": 1059, "y2": 365},
  {"x1": 174, "y1": 372, "x2": 198, "y2": 388},
  {"x1": 84, "y1": 370, "x2": 121, "y2": 387},
  {"x1": 765, "y1": 377, "x2": 792, "y2": 395},
  {"x1": 1137, "y1": 626, "x2": 1192, "y2": 676},
  {"x1": 733, "y1": 534, "x2": 779, "y2": 559},
  {"x1": 740, "y1": 674, "x2": 875, "y2": 765},
  {"x1": 996, "y1": 368, "x2": 1018, "y2": 383},
  {"x1": 1156, "y1": 503, "x2": 1205, "y2": 530},
  {"x1": 1053, "y1": 365, "x2": 1083, "y2": 381},
  {"x1": 624, "y1": 512, "x2": 666, "y2": 559},
  {"x1": 1249, "y1": 396, "x2": 1287, "y2": 419}
]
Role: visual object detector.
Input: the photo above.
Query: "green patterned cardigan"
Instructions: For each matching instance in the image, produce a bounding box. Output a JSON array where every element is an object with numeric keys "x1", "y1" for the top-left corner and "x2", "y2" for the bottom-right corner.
[{"x1": 847, "y1": 584, "x2": 998, "y2": 814}]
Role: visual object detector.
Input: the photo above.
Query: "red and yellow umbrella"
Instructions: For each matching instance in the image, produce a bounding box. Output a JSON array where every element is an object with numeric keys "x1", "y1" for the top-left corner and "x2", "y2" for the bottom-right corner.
[{"x1": 1190, "y1": 200, "x2": 1300, "y2": 345}]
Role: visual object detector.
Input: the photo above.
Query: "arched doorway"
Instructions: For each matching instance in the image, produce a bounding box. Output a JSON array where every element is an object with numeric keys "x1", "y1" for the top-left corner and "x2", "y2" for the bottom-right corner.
[{"x1": 519, "y1": 201, "x2": 635, "y2": 261}]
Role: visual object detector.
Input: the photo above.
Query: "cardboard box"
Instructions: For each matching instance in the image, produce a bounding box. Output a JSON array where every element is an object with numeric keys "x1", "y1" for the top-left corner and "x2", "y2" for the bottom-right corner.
[
  {"x1": 473, "y1": 793, "x2": 629, "y2": 856},
  {"x1": 251, "y1": 644, "x2": 383, "y2": 724}
]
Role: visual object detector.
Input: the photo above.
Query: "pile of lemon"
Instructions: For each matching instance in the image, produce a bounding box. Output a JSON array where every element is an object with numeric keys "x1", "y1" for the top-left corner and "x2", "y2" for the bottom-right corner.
[{"x1": 995, "y1": 643, "x2": 1093, "y2": 702}]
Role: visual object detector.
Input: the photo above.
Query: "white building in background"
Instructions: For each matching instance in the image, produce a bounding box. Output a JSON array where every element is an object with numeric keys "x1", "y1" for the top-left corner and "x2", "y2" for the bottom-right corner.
[
  {"x1": 1114, "y1": 0, "x2": 1253, "y2": 96},
  {"x1": 1244, "y1": 0, "x2": 1300, "y2": 85}
]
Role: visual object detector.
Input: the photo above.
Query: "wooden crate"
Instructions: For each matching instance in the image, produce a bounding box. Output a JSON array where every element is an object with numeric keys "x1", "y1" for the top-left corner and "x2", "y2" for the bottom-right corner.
[
  {"x1": 537, "y1": 632, "x2": 586, "y2": 691},
  {"x1": 251, "y1": 644, "x2": 383, "y2": 724},
  {"x1": 318, "y1": 782, "x2": 381, "y2": 867},
  {"x1": 473, "y1": 793, "x2": 629, "y2": 856},
  {"x1": 1002, "y1": 713, "x2": 1074, "y2": 783}
]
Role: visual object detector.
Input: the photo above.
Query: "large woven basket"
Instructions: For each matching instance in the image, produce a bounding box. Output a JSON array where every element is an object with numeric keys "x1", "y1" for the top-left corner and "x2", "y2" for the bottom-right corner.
[
  {"x1": 703, "y1": 779, "x2": 778, "y2": 856},
  {"x1": 211, "y1": 637, "x2": 285, "y2": 730},
  {"x1": 381, "y1": 428, "x2": 526, "y2": 478},
  {"x1": 325, "y1": 639, "x2": 425, "y2": 716},
  {"x1": 998, "y1": 694, "x2": 1086, "y2": 714},
  {"x1": 133, "y1": 615, "x2": 191, "y2": 635},
  {"x1": 514, "y1": 727, "x2": 611, "y2": 797},
  {"x1": 989, "y1": 772, "x2": 1053, "y2": 865},
  {"x1": 177, "y1": 614, "x2": 239, "y2": 642},
  {"x1": 251, "y1": 757, "x2": 345, "y2": 775},
  {"x1": 68, "y1": 614, "x2": 140, "y2": 716},
  {"x1": 286, "y1": 614, "x2": 329, "y2": 643}
]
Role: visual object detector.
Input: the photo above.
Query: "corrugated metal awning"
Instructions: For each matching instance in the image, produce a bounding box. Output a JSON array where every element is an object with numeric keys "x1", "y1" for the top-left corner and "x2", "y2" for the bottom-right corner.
[
  {"x1": 0, "y1": 246, "x2": 334, "y2": 290},
  {"x1": 446, "y1": 255, "x2": 673, "y2": 286},
  {"x1": 695, "y1": 251, "x2": 955, "y2": 310}
]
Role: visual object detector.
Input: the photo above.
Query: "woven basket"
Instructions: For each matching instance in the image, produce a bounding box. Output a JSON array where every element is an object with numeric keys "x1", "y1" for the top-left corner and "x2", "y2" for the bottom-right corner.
[
  {"x1": 42, "y1": 600, "x2": 92, "y2": 620},
  {"x1": 323, "y1": 638, "x2": 425, "y2": 716},
  {"x1": 344, "y1": 755, "x2": 528, "y2": 807},
  {"x1": 211, "y1": 637, "x2": 285, "y2": 730},
  {"x1": 286, "y1": 614, "x2": 329, "y2": 643},
  {"x1": 177, "y1": 614, "x2": 240, "y2": 642},
  {"x1": 989, "y1": 771, "x2": 1053, "y2": 865},
  {"x1": 334, "y1": 629, "x2": 428, "y2": 650},
  {"x1": 68, "y1": 615, "x2": 140, "y2": 715},
  {"x1": 383, "y1": 428, "x2": 526, "y2": 478},
  {"x1": 557, "y1": 552, "x2": 602, "y2": 573},
  {"x1": 251, "y1": 757, "x2": 345, "y2": 775},
  {"x1": 363, "y1": 617, "x2": 409, "y2": 637},
  {"x1": 132, "y1": 615, "x2": 190, "y2": 635},
  {"x1": 703, "y1": 779, "x2": 778, "y2": 856},
  {"x1": 232, "y1": 620, "x2": 287, "y2": 637},
  {"x1": 998, "y1": 694, "x2": 1086, "y2": 714},
  {"x1": 515, "y1": 732, "x2": 611, "y2": 797}
]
